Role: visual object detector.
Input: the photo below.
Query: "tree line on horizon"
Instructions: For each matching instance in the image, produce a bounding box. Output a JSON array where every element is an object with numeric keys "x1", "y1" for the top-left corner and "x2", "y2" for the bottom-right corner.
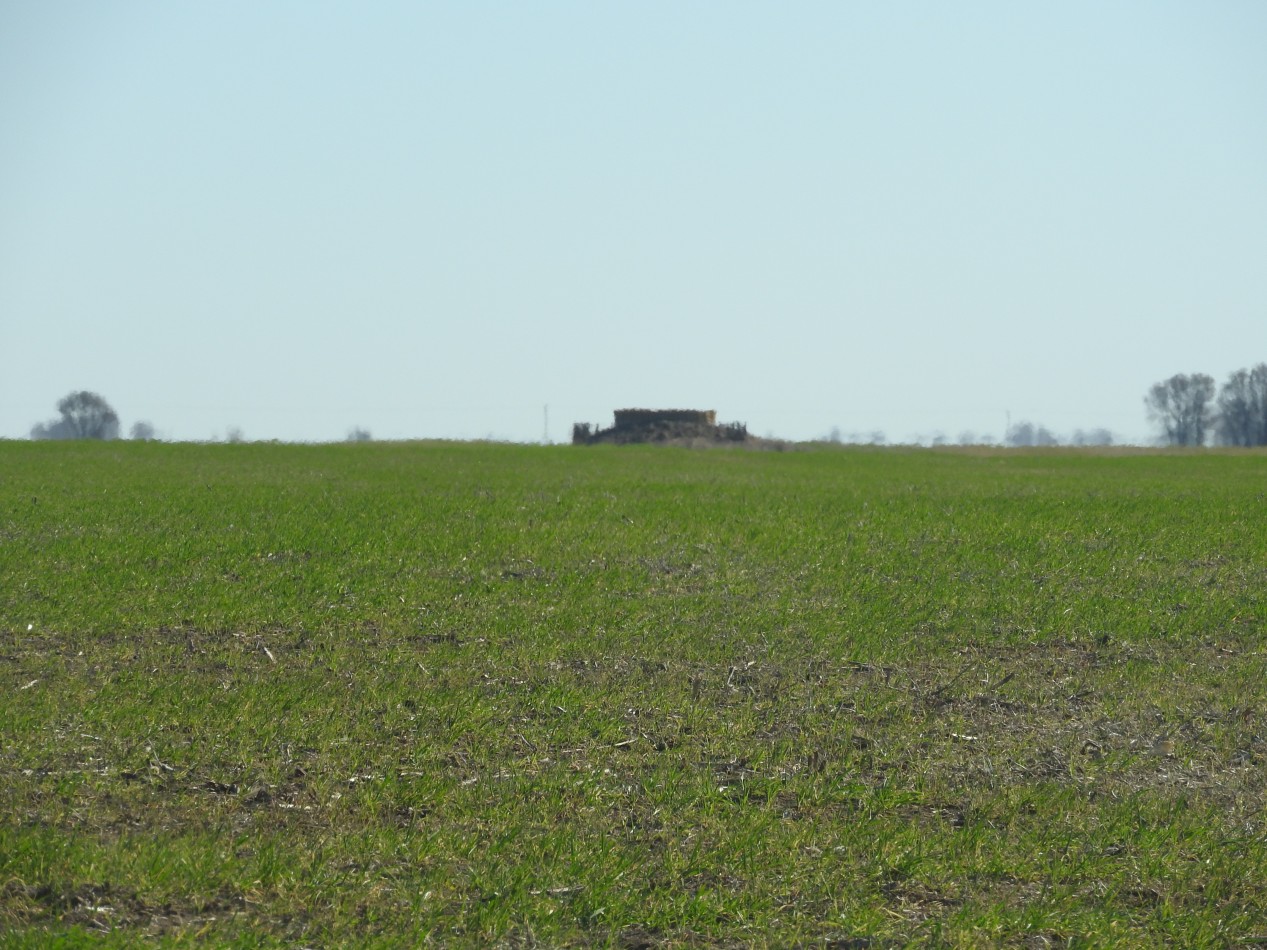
[
  {"x1": 29, "y1": 391, "x2": 137, "y2": 441},
  {"x1": 24, "y1": 368, "x2": 1267, "y2": 447},
  {"x1": 25, "y1": 391, "x2": 375, "y2": 444},
  {"x1": 827, "y1": 365, "x2": 1267, "y2": 449},
  {"x1": 1145, "y1": 364, "x2": 1267, "y2": 447}
]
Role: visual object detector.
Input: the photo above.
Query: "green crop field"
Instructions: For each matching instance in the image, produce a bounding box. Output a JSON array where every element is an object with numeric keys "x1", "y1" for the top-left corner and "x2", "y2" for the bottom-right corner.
[{"x1": 2, "y1": 441, "x2": 1265, "y2": 947}]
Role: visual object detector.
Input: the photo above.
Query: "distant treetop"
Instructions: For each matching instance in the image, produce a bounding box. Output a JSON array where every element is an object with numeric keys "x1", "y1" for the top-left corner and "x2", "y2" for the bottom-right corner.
[{"x1": 30, "y1": 391, "x2": 120, "y2": 441}]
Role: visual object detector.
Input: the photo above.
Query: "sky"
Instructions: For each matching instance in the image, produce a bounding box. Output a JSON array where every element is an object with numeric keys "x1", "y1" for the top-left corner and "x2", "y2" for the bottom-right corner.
[{"x1": 2, "y1": 2, "x2": 1265, "y2": 445}]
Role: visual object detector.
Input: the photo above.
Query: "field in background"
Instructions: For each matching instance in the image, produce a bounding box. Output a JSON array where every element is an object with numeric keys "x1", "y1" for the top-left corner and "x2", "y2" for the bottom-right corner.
[{"x1": 2, "y1": 441, "x2": 1265, "y2": 947}]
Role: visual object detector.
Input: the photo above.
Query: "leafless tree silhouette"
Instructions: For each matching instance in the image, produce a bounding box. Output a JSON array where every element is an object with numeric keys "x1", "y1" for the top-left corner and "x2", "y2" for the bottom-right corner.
[
  {"x1": 30, "y1": 391, "x2": 120, "y2": 440},
  {"x1": 1145, "y1": 374, "x2": 1215, "y2": 446},
  {"x1": 1215, "y1": 364, "x2": 1267, "y2": 446}
]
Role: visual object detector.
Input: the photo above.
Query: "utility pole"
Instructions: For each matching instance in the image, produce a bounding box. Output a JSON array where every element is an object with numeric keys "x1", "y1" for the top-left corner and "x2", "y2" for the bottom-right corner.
[{"x1": 543, "y1": 405, "x2": 549, "y2": 444}]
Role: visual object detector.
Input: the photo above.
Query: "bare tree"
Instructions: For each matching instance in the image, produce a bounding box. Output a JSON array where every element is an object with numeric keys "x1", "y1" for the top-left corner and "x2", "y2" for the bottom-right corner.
[
  {"x1": 1006, "y1": 422, "x2": 1033, "y2": 447},
  {"x1": 30, "y1": 419, "x2": 73, "y2": 440},
  {"x1": 130, "y1": 421, "x2": 157, "y2": 441},
  {"x1": 31, "y1": 391, "x2": 120, "y2": 440},
  {"x1": 1214, "y1": 364, "x2": 1267, "y2": 447},
  {"x1": 1072, "y1": 428, "x2": 1114, "y2": 447},
  {"x1": 1145, "y1": 373, "x2": 1215, "y2": 446},
  {"x1": 347, "y1": 426, "x2": 373, "y2": 442},
  {"x1": 1006, "y1": 421, "x2": 1058, "y2": 447}
]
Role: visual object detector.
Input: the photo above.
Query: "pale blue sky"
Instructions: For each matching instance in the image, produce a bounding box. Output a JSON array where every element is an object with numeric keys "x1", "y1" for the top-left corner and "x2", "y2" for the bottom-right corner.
[{"x1": 3, "y1": 2, "x2": 1265, "y2": 443}]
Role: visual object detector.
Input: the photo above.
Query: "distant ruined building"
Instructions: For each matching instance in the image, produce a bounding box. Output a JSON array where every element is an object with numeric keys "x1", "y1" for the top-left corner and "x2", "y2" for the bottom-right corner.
[{"x1": 572, "y1": 408, "x2": 751, "y2": 445}]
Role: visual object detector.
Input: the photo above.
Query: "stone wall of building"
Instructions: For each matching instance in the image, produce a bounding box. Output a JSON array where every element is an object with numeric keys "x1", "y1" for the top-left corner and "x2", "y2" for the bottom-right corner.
[
  {"x1": 613, "y1": 408, "x2": 716, "y2": 428},
  {"x1": 573, "y1": 408, "x2": 749, "y2": 445}
]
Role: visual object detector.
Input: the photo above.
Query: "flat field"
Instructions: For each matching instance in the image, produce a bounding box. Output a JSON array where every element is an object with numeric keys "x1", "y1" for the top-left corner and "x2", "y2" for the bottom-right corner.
[{"x1": 2, "y1": 441, "x2": 1265, "y2": 947}]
